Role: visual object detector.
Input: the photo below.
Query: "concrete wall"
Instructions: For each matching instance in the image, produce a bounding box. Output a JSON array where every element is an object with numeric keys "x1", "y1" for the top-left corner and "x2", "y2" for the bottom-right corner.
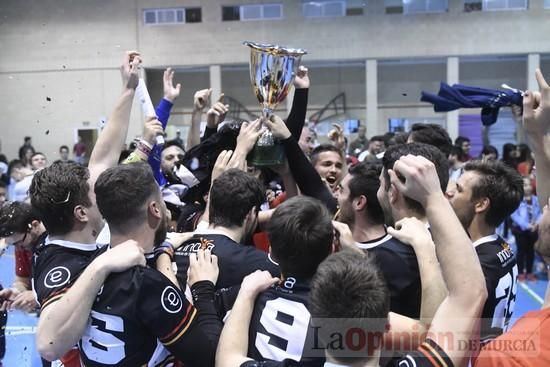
[{"x1": 0, "y1": 0, "x2": 549, "y2": 158}]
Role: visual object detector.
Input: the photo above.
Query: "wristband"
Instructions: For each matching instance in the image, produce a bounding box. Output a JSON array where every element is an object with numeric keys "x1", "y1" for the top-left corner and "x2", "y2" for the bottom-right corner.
[
  {"x1": 190, "y1": 280, "x2": 215, "y2": 303},
  {"x1": 153, "y1": 241, "x2": 175, "y2": 261}
]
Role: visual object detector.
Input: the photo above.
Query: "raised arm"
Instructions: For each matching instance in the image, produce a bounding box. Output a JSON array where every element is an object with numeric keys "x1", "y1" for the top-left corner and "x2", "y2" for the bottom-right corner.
[
  {"x1": 88, "y1": 51, "x2": 140, "y2": 183},
  {"x1": 387, "y1": 217, "x2": 447, "y2": 324},
  {"x1": 265, "y1": 115, "x2": 338, "y2": 214},
  {"x1": 286, "y1": 66, "x2": 309, "y2": 140},
  {"x1": 36, "y1": 241, "x2": 145, "y2": 361},
  {"x1": 187, "y1": 88, "x2": 211, "y2": 150},
  {"x1": 215, "y1": 271, "x2": 279, "y2": 367},
  {"x1": 203, "y1": 93, "x2": 229, "y2": 142},
  {"x1": 523, "y1": 69, "x2": 550, "y2": 207},
  {"x1": 390, "y1": 155, "x2": 487, "y2": 367}
]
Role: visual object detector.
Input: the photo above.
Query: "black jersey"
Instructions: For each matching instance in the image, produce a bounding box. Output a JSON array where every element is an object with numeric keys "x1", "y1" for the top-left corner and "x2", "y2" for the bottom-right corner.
[
  {"x1": 219, "y1": 277, "x2": 324, "y2": 367},
  {"x1": 240, "y1": 338, "x2": 454, "y2": 367},
  {"x1": 173, "y1": 232, "x2": 280, "y2": 289},
  {"x1": 367, "y1": 235, "x2": 421, "y2": 319},
  {"x1": 31, "y1": 238, "x2": 105, "y2": 310},
  {"x1": 78, "y1": 264, "x2": 222, "y2": 367},
  {"x1": 474, "y1": 234, "x2": 518, "y2": 344}
]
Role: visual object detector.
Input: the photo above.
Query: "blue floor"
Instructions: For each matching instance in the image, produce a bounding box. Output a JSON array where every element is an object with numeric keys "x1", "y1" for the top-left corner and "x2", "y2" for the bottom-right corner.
[{"x1": 0, "y1": 245, "x2": 547, "y2": 366}]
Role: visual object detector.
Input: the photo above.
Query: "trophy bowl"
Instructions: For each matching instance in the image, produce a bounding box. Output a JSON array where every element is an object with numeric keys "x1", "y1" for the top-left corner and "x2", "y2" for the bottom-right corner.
[{"x1": 244, "y1": 41, "x2": 307, "y2": 166}]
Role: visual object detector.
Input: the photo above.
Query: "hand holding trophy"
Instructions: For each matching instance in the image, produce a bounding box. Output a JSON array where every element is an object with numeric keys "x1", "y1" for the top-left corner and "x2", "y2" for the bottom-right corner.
[{"x1": 243, "y1": 41, "x2": 307, "y2": 166}]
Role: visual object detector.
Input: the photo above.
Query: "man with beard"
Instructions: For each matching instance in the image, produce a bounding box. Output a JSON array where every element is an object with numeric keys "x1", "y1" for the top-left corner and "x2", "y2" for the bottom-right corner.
[
  {"x1": 311, "y1": 144, "x2": 345, "y2": 194},
  {"x1": 373, "y1": 142, "x2": 449, "y2": 318},
  {"x1": 446, "y1": 159, "x2": 523, "y2": 344},
  {"x1": 173, "y1": 168, "x2": 280, "y2": 290},
  {"x1": 38, "y1": 163, "x2": 224, "y2": 366},
  {"x1": 335, "y1": 162, "x2": 389, "y2": 247}
]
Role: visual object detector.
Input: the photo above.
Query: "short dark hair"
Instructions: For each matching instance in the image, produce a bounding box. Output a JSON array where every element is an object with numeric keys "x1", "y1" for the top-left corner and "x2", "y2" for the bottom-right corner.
[
  {"x1": 30, "y1": 161, "x2": 92, "y2": 235},
  {"x1": 309, "y1": 250, "x2": 389, "y2": 364},
  {"x1": 311, "y1": 144, "x2": 344, "y2": 166},
  {"x1": 464, "y1": 160, "x2": 524, "y2": 227},
  {"x1": 455, "y1": 136, "x2": 470, "y2": 146},
  {"x1": 162, "y1": 141, "x2": 185, "y2": 153},
  {"x1": 480, "y1": 145, "x2": 498, "y2": 159},
  {"x1": 95, "y1": 163, "x2": 159, "y2": 232},
  {"x1": 369, "y1": 135, "x2": 385, "y2": 143},
  {"x1": 7, "y1": 159, "x2": 23, "y2": 177},
  {"x1": 409, "y1": 123, "x2": 453, "y2": 157},
  {"x1": 208, "y1": 169, "x2": 265, "y2": 228},
  {"x1": 382, "y1": 143, "x2": 449, "y2": 215},
  {"x1": 59, "y1": 145, "x2": 69, "y2": 152},
  {"x1": 0, "y1": 201, "x2": 41, "y2": 237},
  {"x1": 348, "y1": 162, "x2": 384, "y2": 224},
  {"x1": 24, "y1": 136, "x2": 31, "y2": 142},
  {"x1": 267, "y1": 196, "x2": 333, "y2": 279}
]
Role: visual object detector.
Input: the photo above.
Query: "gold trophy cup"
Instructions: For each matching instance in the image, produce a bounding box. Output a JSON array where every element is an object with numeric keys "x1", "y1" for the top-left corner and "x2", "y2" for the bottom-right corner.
[{"x1": 244, "y1": 41, "x2": 307, "y2": 166}]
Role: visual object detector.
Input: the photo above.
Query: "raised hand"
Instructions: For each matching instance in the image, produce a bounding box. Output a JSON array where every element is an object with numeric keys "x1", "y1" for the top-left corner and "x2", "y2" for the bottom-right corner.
[
  {"x1": 194, "y1": 88, "x2": 212, "y2": 111},
  {"x1": 163, "y1": 67, "x2": 181, "y2": 103},
  {"x1": 235, "y1": 119, "x2": 266, "y2": 155},
  {"x1": 142, "y1": 117, "x2": 164, "y2": 146},
  {"x1": 293, "y1": 66, "x2": 310, "y2": 89},
  {"x1": 263, "y1": 114, "x2": 291, "y2": 140},
  {"x1": 207, "y1": 93, "x2": 230, "y2": 129},
  {"x1": 523, "y1": 69, "x2": 550, "y2": 136},
  {"x1": 328, "y1": 123, "x2": 345, "y2": 151},
  {"x1": 120, "y1": 51, "x2": 141, "y2": 91},
  {"x1": 187, "y1": 249, "x2": 219, "y2": 286},
  {"x1": 389, "y1": 155, "x2": 443, "y2": 208}
]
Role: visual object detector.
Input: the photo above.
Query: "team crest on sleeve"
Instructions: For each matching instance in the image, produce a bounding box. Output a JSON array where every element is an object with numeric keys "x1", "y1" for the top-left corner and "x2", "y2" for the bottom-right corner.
[
  {"x1": 44, "y1": 266, "x2": 71, "y2": 289},
  {"x1": 161, "y1": 286, "x2": 183, "y2": 314}
]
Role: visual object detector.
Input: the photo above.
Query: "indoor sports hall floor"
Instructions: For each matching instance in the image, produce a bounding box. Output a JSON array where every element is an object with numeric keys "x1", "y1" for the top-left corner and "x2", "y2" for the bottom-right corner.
[{"x1": 0, "y1": 244, "x2": 547, "y2": 366}]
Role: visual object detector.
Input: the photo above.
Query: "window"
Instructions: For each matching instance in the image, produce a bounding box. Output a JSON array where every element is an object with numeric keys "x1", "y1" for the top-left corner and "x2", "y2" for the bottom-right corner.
[
  {"x1": 222, "y1": 4, "x2": 282, "y2": 21},
  {"x1": 385, "y1": 0, "x2": 447, "y2": 14},
  {"x1": 463, "y1": 0, "x2": 527, "y2": 11},
  {"x1": 303, "y1": 1, "x2": 346, "y2": 17},
  {"x1": 546, "y1": 0, "x2": 550, "y2": 8},
  {"x1": 143, "y1": 7, "x2": 201, "y2": 25},
  {"x1": 404, "y1": 0, "x2": 448, "y2": 13}
]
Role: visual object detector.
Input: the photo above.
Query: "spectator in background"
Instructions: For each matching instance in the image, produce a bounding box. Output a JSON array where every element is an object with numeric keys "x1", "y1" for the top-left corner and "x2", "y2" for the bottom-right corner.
[
  {"x1": 347, "y1": 125, "x2": 368, "y2": 156},
  {"x1": 172, "y1": 129, "x2": 184, "y2": 147},
  {"x1": 480, "y1": 145, "x2": 498, "y2": 162},
  {"x1": 511, "y1": 177, "x2": 542, "y2": 282},
  {"x1": 517, "y1": 143, "x2": 535, "y2": 176},
  {"x1": 0, "y1": 182, "x2": 6, "y2": 205},
  {"x1": 455, "y1": 135, "x2": 472, "y2": 161},
  {"x1": 58, "y1": 145, "x2": 70, "y2": 162},
  {"x1": 13, "y1": 153, "x2": 47, "y2": 202},
  {"x1": 502, "y1": 143, "x2": 519, "y2": 168},
  {"x1": 358, "y1": 135, "x2": 386, "y2": 162},
  {"x1": 18, "y1": 136, "x2": 34, "y2": 161},
  {"x1": 20, "y1": 145, "x2": 35, "y2": 169},
  {"x1": 298, "y1": 126, "x2": 317, "y2": 157},
  {"x1": 448, "y1": 145, "x2": 465, "y2": 183},
  {"x1": 73, "y1": 135, "x2": 86, "y2": 165},
  {"x1": 0, "y1": 155, "x2": 8, "y2": 186}
]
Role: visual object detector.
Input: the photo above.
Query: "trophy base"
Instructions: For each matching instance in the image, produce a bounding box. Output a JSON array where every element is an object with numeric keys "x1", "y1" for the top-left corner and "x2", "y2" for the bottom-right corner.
[{"x1": 247, "y1": 142, "x2": 286, "y2": 167}]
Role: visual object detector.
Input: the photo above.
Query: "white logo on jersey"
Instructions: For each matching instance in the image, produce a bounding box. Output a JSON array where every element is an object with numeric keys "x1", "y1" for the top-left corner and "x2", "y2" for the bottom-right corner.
[
  {"x1": 161, "y1": 286, "x2": 183, "y2": 314},
  {"x1": 283, "y1": 277, "x2": 296, "y2": 289},
  {"x1": 398, "y1": 355, "x2": 417, "y2": 366},
  {"x1": 44, "y1": 266, "x2": 71, "y2": 289}
]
